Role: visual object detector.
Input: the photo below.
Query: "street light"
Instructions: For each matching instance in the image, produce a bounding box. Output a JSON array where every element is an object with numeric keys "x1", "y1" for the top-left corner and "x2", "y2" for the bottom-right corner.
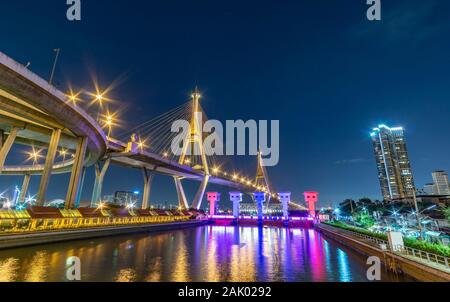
[
  {"x1": 27, "y1": 146, "x2": 43, "y2": 165},
  {"x1": 97, "y1": 202, "x2": 106, "y2": 210},
  {"x1": 409, "y1": 189, "x2": 426, "y2": 240},
  {"x1": 105, "y1": 115, "x2": 113, "y2": 137},
  {"x1": 67, "y1": 90, "x2": 82, "y2": 105},
  {"x1": 90, "y1": 90, "x2": 107, "y2": 122},
  {"x1": 95, "y1": 94, "x2": 104, "y2": 102},
  {"x1": 412, "y1": 204, "x2": 437, "y2": 239},
  {"x1": 59, "y1": 148, "x2": 69, "y2": 161}
]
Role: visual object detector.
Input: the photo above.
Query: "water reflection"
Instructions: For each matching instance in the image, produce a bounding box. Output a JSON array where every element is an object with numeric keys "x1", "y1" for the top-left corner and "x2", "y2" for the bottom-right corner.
[
  {"x1": 0, "y1": 258, "x2": 19, "y2": 282},
  {"x1": 0, "y1": 226, "x2": 410, "y2": 282}
]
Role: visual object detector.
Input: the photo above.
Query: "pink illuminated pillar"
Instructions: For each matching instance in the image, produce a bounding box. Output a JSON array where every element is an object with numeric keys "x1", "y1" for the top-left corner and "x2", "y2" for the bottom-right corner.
[
  {"x1": 207, "y1": 192, "x2": 220, "y2": 216},
  {"x1": 304, "y1": 192, "x2": 319, "y2": 218}
]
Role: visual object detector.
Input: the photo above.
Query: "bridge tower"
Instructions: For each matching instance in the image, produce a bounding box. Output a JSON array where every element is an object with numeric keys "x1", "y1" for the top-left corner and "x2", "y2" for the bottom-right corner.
[
  {"x1": 254, "y1": 151, "x2": 272, "y2": 203},
  {"x1": 173, "y1": 87, "x2": 210, "y2": 210}
]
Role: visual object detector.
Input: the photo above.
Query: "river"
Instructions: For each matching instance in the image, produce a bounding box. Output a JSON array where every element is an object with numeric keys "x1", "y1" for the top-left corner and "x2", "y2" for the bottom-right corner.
[{"x1": 0, "y1": 226, "x2": 411, "y2": 282}]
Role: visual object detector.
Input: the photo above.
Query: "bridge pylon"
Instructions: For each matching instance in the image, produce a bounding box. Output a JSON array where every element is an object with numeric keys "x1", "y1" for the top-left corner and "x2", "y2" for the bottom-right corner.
[
  {"x1": 254, "y1": 151, "x2": 273, "y2": 204},
  {"x1": 174, "y1": 87, "x2": 210, "y2": 210}
]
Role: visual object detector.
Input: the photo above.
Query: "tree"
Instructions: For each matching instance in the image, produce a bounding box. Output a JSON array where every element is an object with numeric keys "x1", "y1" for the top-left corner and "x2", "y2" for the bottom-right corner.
[
  {"x1": 357, "y1": 198, "x2": 373, "y2": 207},
  {"x1": 353, "y1": 211, "x2": 375, "y2": 228},
  {"x1": 445, "y1": 207, "x2": 450, "y2": 223},
  {"x1": 339, "y1": 199, "x2": 357, "y2": 216}
]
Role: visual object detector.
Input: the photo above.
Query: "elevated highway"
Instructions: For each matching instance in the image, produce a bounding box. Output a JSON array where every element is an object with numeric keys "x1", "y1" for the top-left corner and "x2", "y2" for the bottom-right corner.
[{"x1": 0, "y1": 52, "x2": 258, "y2": 210}]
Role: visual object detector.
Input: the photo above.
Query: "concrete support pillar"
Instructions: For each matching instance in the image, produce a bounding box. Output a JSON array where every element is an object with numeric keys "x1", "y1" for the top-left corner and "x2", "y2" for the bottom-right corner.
[
  {"x1": 0, "y1": 127, "x2": 19, "y2": 173},
  {"x1": 37, "y1": 128, "x2": 61, "y2": 206},
  {"x1": 278, "y1": 192, "x2": 291, "y2": 225},
  {"x1": 191, "y1": 175, "x2": 210, "y2": 210},
  {"x1": 142, "y1": 167, "x2": 154, "y2": 209},
  {"x1": 174, "y1": 176, "x2": 189, "y2": 209},
  {"x1": 253, "y1": 192, "x2": 266, "y2": 221},
  {"x1": 304, "y1": 192, "x2": 319, "y2": 218},
  {"x1": 65, "y1": 137, "x2": 88, "y2": 209},
  {"x1": 0, "y1": 129, "x2": 3, "y2": 149},
  {"x1": 229, "y1": 192, "x2": 243, "y2": 218},
  {"x1": 19, "y1": 174, "x2": 31, "y2": 204},
  {"x1": 90, "y1": 157, "x2": 111, "y2": 207},
  {"x1": 75, "y1": 167, "x2": 86, "y2": 208},
  {"x1": 206, "y1": 192, "x2": 220, "y2": 216}
]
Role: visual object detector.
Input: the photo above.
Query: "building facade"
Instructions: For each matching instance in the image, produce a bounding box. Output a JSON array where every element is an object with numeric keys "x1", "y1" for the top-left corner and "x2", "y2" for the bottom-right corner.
[
  {"x1": 423, "y1": 183, "x2": 437, "y2": 195},
  {"x1": 371, "y1": 125, "x2": 416, "y2": 201},
  {"x1": 432, "y1": 171, "x2": 450, "y2": 195}
]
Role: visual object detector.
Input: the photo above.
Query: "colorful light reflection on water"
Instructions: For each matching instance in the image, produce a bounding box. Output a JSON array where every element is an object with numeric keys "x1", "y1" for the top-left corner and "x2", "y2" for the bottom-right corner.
[{"x1": 0, "y1": 226, "x2": 410, "y2": 282}]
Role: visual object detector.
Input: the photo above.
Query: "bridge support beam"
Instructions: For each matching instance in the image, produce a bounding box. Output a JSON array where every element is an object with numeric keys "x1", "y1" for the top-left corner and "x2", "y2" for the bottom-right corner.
[
  {"x1": 65, "y1": 137, "x2": 88, "y2": 209},
  {"x1": 37, "y1": 128, "x2": 61, "y2": 206},
  {"x1": 0, "y1": 127, "x2": 19, "y2": 173},
  {"x1": 76, "y1": 167, "x2": 86, "y2": 208},
  {"x1": 191, "y1": 175, "x2": 210, "y2": 210},
  {"x1": 173, "y1": 176, "x2": 188, "y2": 210},
  {"x1": 18, "y1": 174, "x2": 31, "y2": 204},
  {"x1": 90, "y1": 157, "x2": 111, "y2": 207},
  {"x1": 142, "y1": 167, "x2": 154, "y2": 209}
]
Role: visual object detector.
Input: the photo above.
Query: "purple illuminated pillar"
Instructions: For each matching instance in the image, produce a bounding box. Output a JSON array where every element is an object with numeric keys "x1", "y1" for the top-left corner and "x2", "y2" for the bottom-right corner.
[
  {"x1": 229, "y1": 192, "x2": 242, "y2": 218},
  {"x1": 253, "y1": 192, "x2": 266, "y2": 221},
  {"x1": 207, "y1": 192, "x2": 220, "y2": 216}
]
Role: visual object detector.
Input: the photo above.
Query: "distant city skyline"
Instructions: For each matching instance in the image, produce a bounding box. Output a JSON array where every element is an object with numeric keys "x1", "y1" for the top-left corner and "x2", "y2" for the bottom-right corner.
[{"x1": 422, "y1": 170, "x2": 450, "y2": 196}]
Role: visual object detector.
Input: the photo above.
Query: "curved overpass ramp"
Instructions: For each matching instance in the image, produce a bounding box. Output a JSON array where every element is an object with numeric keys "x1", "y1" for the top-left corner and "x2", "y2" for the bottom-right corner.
[{"x1": 0, "y1": 52, "x2": 107, "y2": 206}]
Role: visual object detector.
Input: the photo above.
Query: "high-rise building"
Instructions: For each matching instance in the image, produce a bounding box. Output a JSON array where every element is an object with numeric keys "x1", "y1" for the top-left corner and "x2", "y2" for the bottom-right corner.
[
  {"x1": 371, "y1": 125, "x2": 416, "y2": 201},
  {"x1": 423, "y1": 183, "x2": 437, "y2": 195},
  {"x1": 432, "y1": 171, "x2": 450, "y2": 195}
]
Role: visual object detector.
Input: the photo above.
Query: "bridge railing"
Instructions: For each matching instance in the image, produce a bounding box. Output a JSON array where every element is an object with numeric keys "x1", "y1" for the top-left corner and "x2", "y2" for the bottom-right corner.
[{"x1": 319, "y1": 223, "x2": 450, "y2": 270}]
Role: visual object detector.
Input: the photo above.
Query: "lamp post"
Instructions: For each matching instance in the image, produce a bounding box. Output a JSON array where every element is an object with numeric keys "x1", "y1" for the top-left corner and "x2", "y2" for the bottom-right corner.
[
  {"x1": 105, "y1": 115, "x2": 113, "y2": 137},
  {"x1": 412, "y1": 192, "x2": 424, "y2": 240},
  {"x1": 95, "y1": 94, "x2": 104, "y2": 123},
  {"x1": 49, "y1": 48, "x2": 60, "y2": 85},
  {"x1": 413, "y1": 204, "x2": 437, "y2": 240}
]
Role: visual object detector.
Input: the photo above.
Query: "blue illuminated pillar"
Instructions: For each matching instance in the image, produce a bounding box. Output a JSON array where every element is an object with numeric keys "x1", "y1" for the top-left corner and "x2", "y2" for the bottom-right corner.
[{"x1": 253, "y1": 192, "x2": 266, "y2": 223}]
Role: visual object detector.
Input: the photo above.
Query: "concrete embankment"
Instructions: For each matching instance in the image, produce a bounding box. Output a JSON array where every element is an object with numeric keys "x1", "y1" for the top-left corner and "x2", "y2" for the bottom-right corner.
[
  {"x1": 316, "y1": 224, "x2": 450, "y2": 282},
  {"x1": 0, "y1": 220, "x2": 210, "y2": 250}
]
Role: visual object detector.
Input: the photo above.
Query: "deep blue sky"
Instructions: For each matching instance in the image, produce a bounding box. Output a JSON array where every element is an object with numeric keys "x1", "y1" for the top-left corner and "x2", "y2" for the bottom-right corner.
[{"x1": 1, "y1": 0, "x2": 450, "y2": 208}]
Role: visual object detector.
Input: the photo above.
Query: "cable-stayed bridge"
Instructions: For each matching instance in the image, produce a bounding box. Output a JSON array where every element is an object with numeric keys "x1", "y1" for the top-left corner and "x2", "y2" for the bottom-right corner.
[{"x1": 0, "y1": 52, "x2": 277, "y2": 211}]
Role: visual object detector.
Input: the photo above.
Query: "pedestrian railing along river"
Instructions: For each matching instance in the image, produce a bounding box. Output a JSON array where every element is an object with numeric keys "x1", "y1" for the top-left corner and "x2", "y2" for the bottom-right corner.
[{"x1": 319, "y1": 223, "x2": 450, "y2": 270}]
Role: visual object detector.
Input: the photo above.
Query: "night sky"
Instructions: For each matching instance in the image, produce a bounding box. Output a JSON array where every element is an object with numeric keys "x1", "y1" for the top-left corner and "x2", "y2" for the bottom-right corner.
[{"x1": 1, "y1": 0, "x2": 450, "y2": 208}]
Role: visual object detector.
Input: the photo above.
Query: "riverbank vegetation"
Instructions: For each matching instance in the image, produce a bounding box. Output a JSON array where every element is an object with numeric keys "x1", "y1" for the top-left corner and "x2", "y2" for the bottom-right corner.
[{"x1": 323, "y1": 221, "x2": 450, "y2": 258}]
